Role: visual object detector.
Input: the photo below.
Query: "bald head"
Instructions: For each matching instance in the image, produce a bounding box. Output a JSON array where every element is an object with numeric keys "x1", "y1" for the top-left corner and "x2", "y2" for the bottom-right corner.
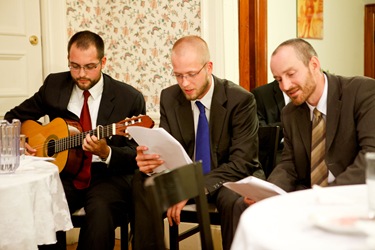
[
  {"x1": 272, "y1": 38, "x2": 318, "y2": 67},
  {"x1": 171, "y1": 36, "x2": 210, "y2": 64}
]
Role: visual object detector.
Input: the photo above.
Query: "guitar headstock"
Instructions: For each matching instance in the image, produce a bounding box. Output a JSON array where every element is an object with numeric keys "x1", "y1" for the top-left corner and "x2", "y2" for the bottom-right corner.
[{"x1": 115, "y1": 115, "x2": 155, "y2": 137}]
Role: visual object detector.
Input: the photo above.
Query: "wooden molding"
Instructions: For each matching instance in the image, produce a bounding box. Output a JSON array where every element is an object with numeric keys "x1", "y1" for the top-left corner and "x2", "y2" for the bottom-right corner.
[
  {"x1": 238, "y1": 0, "x2": 267, "y2": 91},
  {"x1": 364, "y1": 4, "x2": 375, "y2": 78}
]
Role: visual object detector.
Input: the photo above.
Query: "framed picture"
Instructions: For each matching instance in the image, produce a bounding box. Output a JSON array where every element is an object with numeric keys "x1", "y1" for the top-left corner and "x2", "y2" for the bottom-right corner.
[{"x1": 297, "y1": 0, "x2": 324, "y2": 39}]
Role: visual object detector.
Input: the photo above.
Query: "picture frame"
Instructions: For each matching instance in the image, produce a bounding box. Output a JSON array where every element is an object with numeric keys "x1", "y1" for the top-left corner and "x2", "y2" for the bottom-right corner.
[{"x1": 297, "y1": 0, "x2": 324, "y2": 39}]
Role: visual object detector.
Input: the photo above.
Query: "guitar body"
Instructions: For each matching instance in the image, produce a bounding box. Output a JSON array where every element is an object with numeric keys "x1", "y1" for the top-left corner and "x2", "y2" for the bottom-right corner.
[
  {"x1": 21, "y1": 115, "x2": 154, "y2": 174},
  {"x1": 21, "y1": 118, "x2": 84, "y2": 174}
]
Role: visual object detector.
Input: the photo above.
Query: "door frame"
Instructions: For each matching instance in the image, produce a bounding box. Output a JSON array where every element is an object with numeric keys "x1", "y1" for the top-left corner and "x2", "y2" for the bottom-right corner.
[
  {"x1": 239, "y1": 0, "x2": 267, "y2": 91},
  {"x1": 40, "y1": 0, "x2": 68, "y2": 76},
  {"x1": 364, "y1": 4, "x2": 375, "y2": 78}
]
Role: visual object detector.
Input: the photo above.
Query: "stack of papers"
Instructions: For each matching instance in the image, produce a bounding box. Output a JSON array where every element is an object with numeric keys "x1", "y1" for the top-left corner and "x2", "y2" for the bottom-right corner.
[
  {"x1": 126, "y1": 127, "x2": 192, "y2": 173},
  {"x1": 224, "y1": 176, "x2": 286, "y2": 201}
]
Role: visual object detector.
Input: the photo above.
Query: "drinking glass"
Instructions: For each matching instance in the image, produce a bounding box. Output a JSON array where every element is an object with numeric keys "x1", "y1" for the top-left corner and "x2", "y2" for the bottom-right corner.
[
  {"x1": 365, "y1": 152, "x2": 375, "y2": 219},
  {"x1": 0, "y1": 119, "x2": 21, "y2": 173}
]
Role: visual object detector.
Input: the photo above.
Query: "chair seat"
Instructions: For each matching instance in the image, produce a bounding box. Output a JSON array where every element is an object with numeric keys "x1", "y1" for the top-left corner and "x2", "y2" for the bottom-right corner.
[{"x1": 180, "y1": 203, "x2": 220, "y2": 225}]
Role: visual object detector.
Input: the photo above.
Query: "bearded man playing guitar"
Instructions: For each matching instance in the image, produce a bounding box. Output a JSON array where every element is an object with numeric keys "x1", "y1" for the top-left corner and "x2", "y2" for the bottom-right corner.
[{"x1": 5, "y1": 30, "x2": 149, "y2": 250}]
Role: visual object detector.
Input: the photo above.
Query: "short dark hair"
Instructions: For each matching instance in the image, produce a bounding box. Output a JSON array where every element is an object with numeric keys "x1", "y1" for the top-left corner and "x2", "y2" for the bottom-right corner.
[
  {"x1": 67, "y1": 30, "x2": 104, "y2": 59},
  {"x1": 273, "y1": 38, "x2": 318, "y2": 66}
]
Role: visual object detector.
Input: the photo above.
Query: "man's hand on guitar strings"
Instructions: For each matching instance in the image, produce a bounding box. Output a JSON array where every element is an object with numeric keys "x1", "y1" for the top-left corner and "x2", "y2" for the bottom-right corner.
[{"x1": 82, "y1": 134, "x2": 110, "y2": 159}]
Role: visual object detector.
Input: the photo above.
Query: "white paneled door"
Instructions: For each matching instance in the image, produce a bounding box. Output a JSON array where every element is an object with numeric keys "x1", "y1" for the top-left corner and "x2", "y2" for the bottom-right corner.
[{"x1": 0, "y1": 0, "x2": 43, "y2": 118}]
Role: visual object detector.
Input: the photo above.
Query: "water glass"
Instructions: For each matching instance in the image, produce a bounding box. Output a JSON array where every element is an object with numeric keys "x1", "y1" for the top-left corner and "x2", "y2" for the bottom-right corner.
[
  {"x1": 365, "y1": 152, "x2": 375, "y2": 218},
  {"x1": 0, "y1": 119, "x2": 21, "y2": 173}
]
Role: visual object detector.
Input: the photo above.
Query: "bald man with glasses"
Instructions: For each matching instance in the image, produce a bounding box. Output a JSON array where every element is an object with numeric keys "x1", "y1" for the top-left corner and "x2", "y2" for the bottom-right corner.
[{"x1": 132, "y1": 35, "x2": 264, "y2": 250}]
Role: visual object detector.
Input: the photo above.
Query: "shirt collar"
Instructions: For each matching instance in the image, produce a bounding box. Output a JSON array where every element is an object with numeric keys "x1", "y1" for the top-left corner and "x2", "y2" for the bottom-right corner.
[{"x1": 306, "y1": 73, "x2": 328, "y2": 120}]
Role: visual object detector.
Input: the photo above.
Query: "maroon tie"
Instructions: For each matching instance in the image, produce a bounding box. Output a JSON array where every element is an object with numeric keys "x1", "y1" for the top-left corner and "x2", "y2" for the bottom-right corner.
[{"x1": 73, "y1": 90, "x2": 92, "y2": 189}]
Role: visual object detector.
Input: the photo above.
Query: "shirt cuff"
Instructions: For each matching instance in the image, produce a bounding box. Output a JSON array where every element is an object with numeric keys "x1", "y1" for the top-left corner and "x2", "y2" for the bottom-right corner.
[{"x1": 100, "y1": 146, "x2": 112, "y2": 165}]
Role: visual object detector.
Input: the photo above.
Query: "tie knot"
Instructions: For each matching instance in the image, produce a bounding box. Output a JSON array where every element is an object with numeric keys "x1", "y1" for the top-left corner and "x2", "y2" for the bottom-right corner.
[
  {"x1": 196, "y1": 101, "x2": 205, "y2": 114},
  {"x1": 313, "y1": 108, "x2": 322, "y2": 118},
  {"x1": 83, "y1": 90, "x2": 91, "y2": 101}
]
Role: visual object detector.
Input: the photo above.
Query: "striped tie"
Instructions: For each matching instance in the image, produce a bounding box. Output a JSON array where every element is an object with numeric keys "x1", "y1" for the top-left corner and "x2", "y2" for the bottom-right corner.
[{"x1": 311, "y1": 108, "x2": 328, "y2": 186}]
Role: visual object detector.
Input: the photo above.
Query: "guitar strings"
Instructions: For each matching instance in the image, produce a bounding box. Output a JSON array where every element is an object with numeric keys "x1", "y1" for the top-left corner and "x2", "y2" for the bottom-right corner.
[
  {"x1": 25, "y1": 116, "x2": 148, "y2": 157},
  {"x1": 26, "y1": 125, "x2": 115, "y2": 155}
]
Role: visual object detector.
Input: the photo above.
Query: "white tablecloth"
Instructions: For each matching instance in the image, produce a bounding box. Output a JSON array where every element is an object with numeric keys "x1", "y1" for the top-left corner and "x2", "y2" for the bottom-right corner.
[
  {"x1": 0, "y1": 157, "x2": 73, "y2": 250},
  {"x1": 232, "y1": 184, "x2": 375, "y2": 250}
]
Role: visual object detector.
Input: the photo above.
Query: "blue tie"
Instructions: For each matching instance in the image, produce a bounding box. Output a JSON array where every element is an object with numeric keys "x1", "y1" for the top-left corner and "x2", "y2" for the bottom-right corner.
[{"x1": 195, "y1": 101, "x2": 211, "y2": 174}]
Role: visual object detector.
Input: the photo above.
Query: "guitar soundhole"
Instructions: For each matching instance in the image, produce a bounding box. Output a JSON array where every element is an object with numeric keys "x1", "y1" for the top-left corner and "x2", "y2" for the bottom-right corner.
[{"x1": 47, "y1": 140, "x2": 56, "y2": 157}]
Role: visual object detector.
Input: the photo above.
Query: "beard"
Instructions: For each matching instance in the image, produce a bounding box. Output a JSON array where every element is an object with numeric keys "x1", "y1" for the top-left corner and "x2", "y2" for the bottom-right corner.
[
  {"x1": 183, "y1": 77, "x2": 210, "y2": 101},
  {"x1": 73, "y1": 76, "x2": 100, "y2": 91},
  {"x1": 290, "y1": 71, "x2": 316, "y2": 106}
]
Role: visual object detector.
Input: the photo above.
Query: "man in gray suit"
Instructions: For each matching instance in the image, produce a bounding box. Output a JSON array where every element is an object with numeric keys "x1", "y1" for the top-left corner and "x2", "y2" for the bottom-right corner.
[
  {"x1": 267, "y1": 38, "x2": 375, "y2": 192},
  {"x1": 132, "y1": 35, "x2": 264, "y2": 250}
]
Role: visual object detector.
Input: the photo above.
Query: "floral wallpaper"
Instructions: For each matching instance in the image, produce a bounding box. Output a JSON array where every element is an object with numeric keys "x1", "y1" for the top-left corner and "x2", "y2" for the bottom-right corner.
[{"x1": 66, "y1": 0, "x2": 201, "y2": 117}]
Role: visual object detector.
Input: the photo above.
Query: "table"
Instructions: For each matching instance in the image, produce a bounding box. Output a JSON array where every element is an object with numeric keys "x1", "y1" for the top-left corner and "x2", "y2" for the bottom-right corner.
[
  {"x1": 0, "y1": 157, "x2": 73, "y2": 250},
  {"x1": 232, "y1": 184, "x2": 375, "y2": 250}
]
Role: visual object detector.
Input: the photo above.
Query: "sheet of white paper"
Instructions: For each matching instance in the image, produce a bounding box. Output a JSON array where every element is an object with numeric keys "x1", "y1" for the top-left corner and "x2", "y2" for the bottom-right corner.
[
  {"x1": 127, "y1": 126, "x2": 192, "y2": 173},
  {"x1": 223, "y1": 176, "x2": 286, "y2": 201}
]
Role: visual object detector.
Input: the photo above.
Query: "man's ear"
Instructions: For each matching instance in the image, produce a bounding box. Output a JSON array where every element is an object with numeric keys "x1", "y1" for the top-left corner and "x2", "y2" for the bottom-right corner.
[{"x1": 309, "y1": 56, "x2": 320, "y2": 72}]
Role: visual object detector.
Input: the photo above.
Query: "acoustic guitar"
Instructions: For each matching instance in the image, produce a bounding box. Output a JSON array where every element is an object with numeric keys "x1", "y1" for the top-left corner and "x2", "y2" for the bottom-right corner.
[{"x1": 21, "y1": 115, "x2": 154, "y2": 174}]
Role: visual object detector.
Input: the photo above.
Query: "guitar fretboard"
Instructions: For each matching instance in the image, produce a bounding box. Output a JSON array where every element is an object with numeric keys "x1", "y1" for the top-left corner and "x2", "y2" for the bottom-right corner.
[{"x1": 54, "y1": 124, "x2": 116, "y2": 153}]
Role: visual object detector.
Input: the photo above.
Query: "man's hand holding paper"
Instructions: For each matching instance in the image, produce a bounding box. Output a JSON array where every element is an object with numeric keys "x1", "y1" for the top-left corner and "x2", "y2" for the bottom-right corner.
[
  {"x1": 127, "y1": 127, "x2": 193, "y2": 174},
  {"x1": 135, "y1": 145, "x2": 164, "y2": 174}
]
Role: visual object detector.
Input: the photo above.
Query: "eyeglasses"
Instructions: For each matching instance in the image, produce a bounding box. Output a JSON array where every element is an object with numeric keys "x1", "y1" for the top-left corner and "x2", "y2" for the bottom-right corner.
[
  {"x1": 69, "y1": 61, "x2": 101, "y2": 72},
  {"x1": 172, "y1": 62, "x2": 207, "y2": 82}
]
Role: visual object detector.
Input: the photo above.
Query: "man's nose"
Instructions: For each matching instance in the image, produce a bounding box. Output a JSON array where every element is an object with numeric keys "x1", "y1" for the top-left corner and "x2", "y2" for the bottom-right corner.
[
  {"x1": 78, "y1": 67, "x2": 87, "y2": 77},
  {"x1": 279, "y1": 78, "x2": 290, "y2": 92},
  {"x1": 180, "y1": 77, "x2": 190, "y2": 87}
]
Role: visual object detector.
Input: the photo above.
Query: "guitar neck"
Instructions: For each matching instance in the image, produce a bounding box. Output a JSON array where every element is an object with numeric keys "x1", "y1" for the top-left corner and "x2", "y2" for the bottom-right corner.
[{"x1": 56, "y1": 124, "x2": 115, "y2": 153}]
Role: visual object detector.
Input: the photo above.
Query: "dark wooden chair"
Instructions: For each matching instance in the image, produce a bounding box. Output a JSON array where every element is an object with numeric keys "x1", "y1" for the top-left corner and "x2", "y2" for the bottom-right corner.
[
  {"x1": 144, "y1": 162, "x2": 214, "y2": 250},
  {"x1": 167, "y1": 126, "x2": 281, "y2": 250}
]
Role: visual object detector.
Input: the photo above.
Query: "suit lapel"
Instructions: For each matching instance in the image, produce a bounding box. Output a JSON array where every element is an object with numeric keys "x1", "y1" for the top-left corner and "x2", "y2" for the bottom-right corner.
[
  {"x1": 325, "y1": 74, "x2": 341, "y2": 151},
  {"x1": 174, "y1": 92, "x2": 195, "y2": 156},
  {"x1": 97, "y1": 74, "x2": 115, "y2": 125},
  {"x1": 296, "y1": 103, "x2": 312, "y2": 160},
  {"x1": 60, "y1": 76, "x2": 78, "y2": 120},
  {"x1": 210, "y1": 77, "x2": 227, "y2": 155}
]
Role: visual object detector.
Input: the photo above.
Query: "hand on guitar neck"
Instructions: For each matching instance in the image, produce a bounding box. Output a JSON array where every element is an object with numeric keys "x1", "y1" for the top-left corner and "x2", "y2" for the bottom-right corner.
[{"x1": 20, "y1": 115, "x2": 154, "y2": 173}]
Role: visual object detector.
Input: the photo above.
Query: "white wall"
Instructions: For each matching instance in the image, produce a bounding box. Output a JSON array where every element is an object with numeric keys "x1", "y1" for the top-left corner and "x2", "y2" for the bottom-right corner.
[
  {"x1": 267, "y1": 0, "x2": 375, "y2": 81},
  {"x1": 202, "y1": 0, "x2": 239, "y2": 83}
]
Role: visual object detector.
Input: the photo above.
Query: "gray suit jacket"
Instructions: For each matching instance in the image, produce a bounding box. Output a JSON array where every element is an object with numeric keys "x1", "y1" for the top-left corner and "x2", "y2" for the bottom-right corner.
[
  {"x1": 268, "y1": 73, "x2": 375, "y2": 192},
  {"x1": 5, "y1": 71, "x2": 146, "y2": 174},
  {"x1": 159, "y1": 75, "x2": 265, "y2": 194}
]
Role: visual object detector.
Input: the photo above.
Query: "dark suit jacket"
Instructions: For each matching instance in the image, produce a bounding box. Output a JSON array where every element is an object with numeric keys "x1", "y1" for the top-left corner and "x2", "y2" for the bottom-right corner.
[
  {"x1": 268, "y1": 73, "x2": 375, "y2": 192},
  {"x1": 5, "y1": 71, "x2": 146, "y2": 174},
  {"x1": 251, "y1": 80, "x2": 285, "y2": 128},
  {"x1": 159, "y1": 75, "x2": 265, "y2": 194}
]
